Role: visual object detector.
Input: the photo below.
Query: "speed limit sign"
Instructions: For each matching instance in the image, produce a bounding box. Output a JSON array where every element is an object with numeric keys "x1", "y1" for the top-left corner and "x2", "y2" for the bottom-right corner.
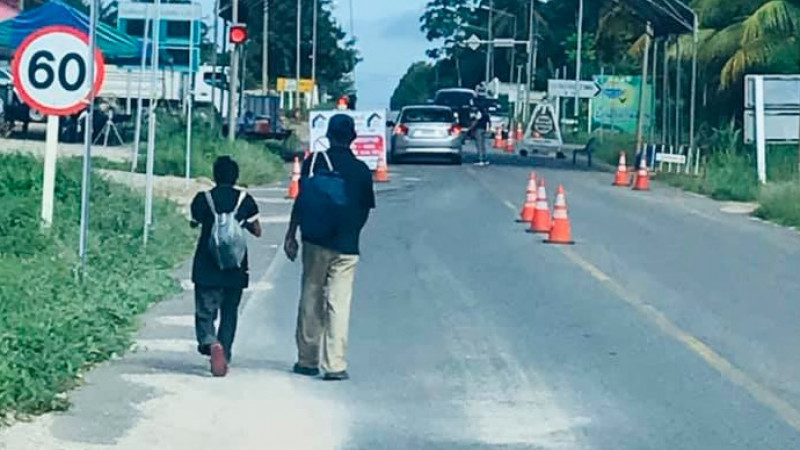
[{"x1": 12, "y1": 26, "x2": 105, "y2": 116}]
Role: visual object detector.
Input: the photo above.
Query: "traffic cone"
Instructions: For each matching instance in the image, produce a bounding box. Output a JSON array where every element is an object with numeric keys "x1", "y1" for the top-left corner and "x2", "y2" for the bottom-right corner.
[
  {"x1": 493, "y1": 127, "x2": 503, "y2": 149},
  {"x1": 632, "y1": 152, "x2": 650, "y2": 191},
  {"x1": 527, "y1": 179, "x2": 551, "y2": 234},
  {"x1": 612, "y1": 152, "x2": 630, "y2": 187},
  {"x1": 374, "y1": 151, "x2": 390, "y2": 183},
  {"x1": 517, "y1": 171, "x2": 537, "y2": 223},
  {"x1": 505, "y1": 132, "x2": 515, "y2": 154},
  {"x1": 545, "y1": 185, "x2": 575, "y2": 245},
  {"x1": 287, "y1": 156, "x2": 300, "y2": 199},
  {"x1": 516, "y1": 123, "x2": 524, "y2": 142}
]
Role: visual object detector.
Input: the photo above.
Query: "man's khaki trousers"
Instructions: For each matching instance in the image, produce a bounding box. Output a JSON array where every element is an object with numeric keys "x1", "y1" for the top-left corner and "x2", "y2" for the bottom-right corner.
[{"x1": 296, "y1": 242, "x2": 359, "y2": 373}]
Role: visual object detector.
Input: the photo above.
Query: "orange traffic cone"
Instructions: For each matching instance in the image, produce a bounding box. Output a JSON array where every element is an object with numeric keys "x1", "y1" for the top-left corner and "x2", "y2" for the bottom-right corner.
[
  {"x1": 505, "y1": 132, "x2": 515, "y2": 154},
  {"x1": 287, "y1": 156, "x2": 301, "y2": 199},
  {"x1": 493, "y1": 127, "x2": 504, "y2": 149},
  {"x1": 632, "y1": 152, "x2": 650, "y2": 191},
  {"x1": 517, "y1": 171, "x2": 537, "y2": 223},
  {"x1": 527, "y1": 179, "x2": 551, "y2": 234},
  {"x1": 544, "y1": 185, "x2": 575, "y2": 245},
  {"x1": 612, "y1": 152, "x2": 630, "y2": 187},
  {"x1": 374, "y1": 151, "x2": 390, "y2": 183},
  {"x1": 516, "y1": 123, "x2": 524, "y2": 142}
]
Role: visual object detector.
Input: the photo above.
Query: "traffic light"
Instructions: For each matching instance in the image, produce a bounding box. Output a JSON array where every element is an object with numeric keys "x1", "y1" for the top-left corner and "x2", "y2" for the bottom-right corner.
[{"x1": 229, "y1": 23, "x2": 248, "y2": 45}]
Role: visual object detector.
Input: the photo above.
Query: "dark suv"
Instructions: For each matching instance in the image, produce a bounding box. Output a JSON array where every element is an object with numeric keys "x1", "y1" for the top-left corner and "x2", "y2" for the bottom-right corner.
[{"x1": 433, "y1": 88, "x2": 477, "y2": 128}]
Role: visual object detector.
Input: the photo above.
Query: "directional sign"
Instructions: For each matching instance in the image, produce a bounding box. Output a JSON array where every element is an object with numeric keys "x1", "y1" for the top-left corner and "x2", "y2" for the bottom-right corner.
[
  {"x1": 466, "y1": 34, "x2": 481, "y2": 51},
  {"x1": 493, "y1": 38, "x2": 515, "y2": 48},
  {"x1": 12, "y1": 26, "x2": 105, "y2": 116},
  {"x1": 547, "y1": 79, "x2": 601, "y2": 99},
  {"x1": 655, "y1": 153, "x2": 687, "y2": 165}
]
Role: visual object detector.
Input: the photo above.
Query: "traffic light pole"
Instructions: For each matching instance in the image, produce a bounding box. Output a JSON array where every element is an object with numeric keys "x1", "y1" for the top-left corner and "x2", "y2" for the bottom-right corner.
[
  {"x1": 295, "y1": 0, "x2": 301, "y2": 115},
  {"x1": 227, "y1": 0, "x2": 239, "y2": 142}
]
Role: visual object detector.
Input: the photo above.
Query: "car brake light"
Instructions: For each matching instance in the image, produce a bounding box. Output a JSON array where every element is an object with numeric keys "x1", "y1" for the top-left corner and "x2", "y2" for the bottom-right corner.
[
  {"x1": 394, "y1": 124, "x2": 408, "y2": 135},
  {"x1": 449, "y1": 125, "x2": 461, "y2": 136}
]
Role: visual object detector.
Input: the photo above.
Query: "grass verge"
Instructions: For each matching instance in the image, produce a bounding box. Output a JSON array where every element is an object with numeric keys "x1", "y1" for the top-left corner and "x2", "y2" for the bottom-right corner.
[
  {"x1": 755, "y1": 182, "x2": 800, "y2": 227},
  {"x1": 135, "y1": 110, "x2": 285, "y2": 186},
  {"x1": 0, "y1": 153, "x2": 194, "y2": 421}
]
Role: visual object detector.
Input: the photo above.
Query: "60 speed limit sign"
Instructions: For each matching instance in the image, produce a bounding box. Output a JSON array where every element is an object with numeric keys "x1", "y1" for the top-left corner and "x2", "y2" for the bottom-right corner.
[{"x1": 12, "y1": 26, "x2": 105, "y2": 116}]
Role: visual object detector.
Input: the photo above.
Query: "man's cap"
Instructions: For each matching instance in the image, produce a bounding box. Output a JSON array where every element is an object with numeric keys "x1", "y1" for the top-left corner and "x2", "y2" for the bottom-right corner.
[{"x1": 326, "y1": 114, "x2": 357, "y2": 142}]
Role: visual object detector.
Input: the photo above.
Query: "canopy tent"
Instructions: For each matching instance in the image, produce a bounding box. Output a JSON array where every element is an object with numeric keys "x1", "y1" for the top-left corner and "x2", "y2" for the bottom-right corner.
[{"x1": 0, "y1": 1, "x2": 143, "y2": 61}]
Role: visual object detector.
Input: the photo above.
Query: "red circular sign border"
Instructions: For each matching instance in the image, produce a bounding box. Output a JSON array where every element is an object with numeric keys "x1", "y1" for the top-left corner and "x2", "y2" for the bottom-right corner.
[{"x1": 11, "y1": 25, "x2": 106, "y2": 116}]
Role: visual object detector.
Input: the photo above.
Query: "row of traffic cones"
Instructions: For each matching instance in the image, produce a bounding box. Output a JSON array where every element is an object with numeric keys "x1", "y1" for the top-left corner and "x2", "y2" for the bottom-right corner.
[
  {"x1": 612, "y1": 152, "x2": 650, "y2": 191},
  {"x1": 286, "y1": 149, "x2": 390, "y2": 199},
  {"x1": 517, "y1": 171, "x2": 574, "y2": 245},
  {"x1": 492, "y1": 124, "x2": 524, "y2": 154}
]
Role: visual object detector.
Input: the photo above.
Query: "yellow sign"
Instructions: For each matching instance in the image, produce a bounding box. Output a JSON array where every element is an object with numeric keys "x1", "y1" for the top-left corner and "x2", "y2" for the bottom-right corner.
[{"x1": 276, "y1": 77, "x2": 315, "y2": 94}]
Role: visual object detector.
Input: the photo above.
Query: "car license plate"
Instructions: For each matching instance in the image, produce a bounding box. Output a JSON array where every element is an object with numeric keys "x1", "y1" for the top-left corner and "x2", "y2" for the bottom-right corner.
[{"x1": 413, "y1": 129, "x2": 436, "y2": 137}]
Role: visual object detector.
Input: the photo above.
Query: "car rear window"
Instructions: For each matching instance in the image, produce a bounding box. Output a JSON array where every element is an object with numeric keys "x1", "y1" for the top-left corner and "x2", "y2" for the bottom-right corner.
[
  {"x1": 401, "y1": 109, "x2": 455, "y2": 123},
  {"x1": 434, "y1": 92, "x2": 474, "y2": 107}
]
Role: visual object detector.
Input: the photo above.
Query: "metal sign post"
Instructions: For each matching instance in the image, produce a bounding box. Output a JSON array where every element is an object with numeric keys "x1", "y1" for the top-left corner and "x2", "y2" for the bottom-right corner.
[
  {"x1": 131, "y1": 9, "x2": 150, "y2": 172},
  {"x1": 185, "y1": 6, "x2": 195, "y2": 181},
  {"x1": 144, "y1": 0, "x2": 161, "y2": 247},
  {"x1": 80, "y1": 0, "x2": 99, "y2": 270}
]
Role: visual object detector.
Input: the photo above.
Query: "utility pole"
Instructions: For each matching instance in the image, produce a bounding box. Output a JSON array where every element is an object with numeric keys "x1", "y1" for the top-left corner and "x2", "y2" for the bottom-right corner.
[
  {"x1": 211, "y1": 0, "x2": 220, "y2": 116},
  {"x1": 295, "y1": 0, "x2": 302, "y2": 115},
  {"x1": 485, "y1": 0, "x2": 493, "y2": 86},
  {"x1": 311, "y1": 0, "x2": 318, "y2": 107},
  {"x1": 262, "y1": 0, "x2": 269, "y2": 94},
  {"x1": 523, "y1": 0, "x2": 536, "y2": 123},
  {"x1": 227, "y1": 0, "x2": 239, "y2": 141},
  {"x1": 635, "y1": 22, "x2": 652, "y2": 155},
  {"x1": 574, "y1": 0, "x2": 583, "y2": 117}
]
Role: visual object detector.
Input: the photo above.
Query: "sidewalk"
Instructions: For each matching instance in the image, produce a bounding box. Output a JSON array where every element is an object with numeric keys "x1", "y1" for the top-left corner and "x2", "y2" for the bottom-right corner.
[{"x1": 0, "y1": 182, "x2": 300, "y2": 450}]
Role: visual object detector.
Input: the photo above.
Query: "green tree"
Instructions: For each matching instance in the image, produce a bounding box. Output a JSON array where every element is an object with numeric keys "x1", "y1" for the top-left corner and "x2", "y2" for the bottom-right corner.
[{"x1": 390, "y1": 62, "x2": 436, "y2": 110}]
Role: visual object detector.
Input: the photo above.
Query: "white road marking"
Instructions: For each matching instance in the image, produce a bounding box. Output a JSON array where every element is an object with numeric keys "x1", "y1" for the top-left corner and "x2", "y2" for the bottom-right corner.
[
  {"x1": 253, "y1": 197, "x2": 292, "y2": 204},
  {"x1": 180, "y1": 280, "x2": 274, "y2": 292},
  {"x1": 154, "y1": 315, "x2": 195, "y2": 327},
  {"x1": 261, "y1": 215, "x2": 291, "y2": 224},
  {"x1": 132, "y1": 339, "x2": 196, "y2": 353}
]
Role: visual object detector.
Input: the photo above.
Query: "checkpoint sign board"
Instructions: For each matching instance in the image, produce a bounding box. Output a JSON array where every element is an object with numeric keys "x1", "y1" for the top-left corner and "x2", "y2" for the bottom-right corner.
[
  {"x1": 12, "y1": 26, "x2": 105, "y2": 116},
  {"x1": 309, "y1": 110, "x2": 387, "y2": 170}
]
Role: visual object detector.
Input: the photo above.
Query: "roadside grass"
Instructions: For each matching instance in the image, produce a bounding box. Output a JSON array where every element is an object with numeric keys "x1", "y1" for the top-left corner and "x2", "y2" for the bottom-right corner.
[
  {"x1": 0, "y1": 153, "x2": 194, "y2": 421},
  {"x1": 563, "y1": 131, "x2": 636, "y2": 165},
  {"x1": 133, "y1": 110, "x2": 285, "y2": 186},
  {"x1": 755, "y1": 182, "x2": 800, "y2": 227}
]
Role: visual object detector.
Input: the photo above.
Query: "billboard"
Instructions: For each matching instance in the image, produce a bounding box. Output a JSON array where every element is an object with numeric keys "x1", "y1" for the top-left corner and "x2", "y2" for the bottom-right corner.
[
  {"x1": 308, "y1": 109, "x2": 387, "y2": 170},
  {"x1": 591, "y1": 75, "x2": 654, "y2": 135}
]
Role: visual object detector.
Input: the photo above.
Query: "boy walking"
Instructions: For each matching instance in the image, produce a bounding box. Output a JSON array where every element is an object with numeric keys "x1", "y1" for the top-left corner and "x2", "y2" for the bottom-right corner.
[{"x1": 190, "y1": 156, "x2": 261, "y2": 377}]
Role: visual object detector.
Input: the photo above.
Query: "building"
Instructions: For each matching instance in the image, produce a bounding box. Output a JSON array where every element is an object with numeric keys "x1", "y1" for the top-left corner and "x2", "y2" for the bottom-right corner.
[{"x1": 116, "y1": 0, "x2": 202, "y2": 72}]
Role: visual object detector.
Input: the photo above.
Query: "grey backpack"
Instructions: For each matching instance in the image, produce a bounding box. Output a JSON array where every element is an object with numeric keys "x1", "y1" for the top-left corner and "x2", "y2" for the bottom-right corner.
[{"x1": 204, "y1": 191, "x2": 247, "y2": 270}]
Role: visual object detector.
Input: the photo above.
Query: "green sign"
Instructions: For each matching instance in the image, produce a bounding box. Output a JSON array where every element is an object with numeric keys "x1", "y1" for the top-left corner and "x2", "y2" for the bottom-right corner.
[{"x1": 591, "y1": 75, "x2": 654, "y2": 135}]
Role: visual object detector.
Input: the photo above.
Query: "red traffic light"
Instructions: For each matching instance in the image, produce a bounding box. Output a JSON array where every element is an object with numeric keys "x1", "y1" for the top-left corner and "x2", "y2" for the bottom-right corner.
[{"x1": 229, "y1": 24, "x2": 247, "y2": 45}]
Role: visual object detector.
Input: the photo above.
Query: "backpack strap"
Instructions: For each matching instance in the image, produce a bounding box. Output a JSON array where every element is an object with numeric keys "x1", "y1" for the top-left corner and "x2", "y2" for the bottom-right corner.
[
  {"x1": 203, "y1": 191, "x2": 217, "y2": 215},
  {"x1": 309, "y1": 150, "x2": 334, "y2": 178},
  {"x1": 232, "y1": 191, "x2": 246, "y2": 216}
]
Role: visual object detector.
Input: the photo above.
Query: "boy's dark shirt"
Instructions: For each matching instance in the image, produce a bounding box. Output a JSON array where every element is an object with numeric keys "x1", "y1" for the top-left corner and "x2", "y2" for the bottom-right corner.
[
  {"x1": 298, "y1": 147, "x2": 375, "y2": 255},
  {"x1": 191, "y1": 185, "x2": 259, "y2": 288}
]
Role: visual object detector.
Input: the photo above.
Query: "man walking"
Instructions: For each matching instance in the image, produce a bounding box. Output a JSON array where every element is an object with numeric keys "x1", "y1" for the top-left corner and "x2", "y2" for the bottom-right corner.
[
  {"x1": 284, "y1": 114, "x2": 375, "y2": 381},
  {"x1": 190, "y1": 156, "x2": 261, "y2": 377}
]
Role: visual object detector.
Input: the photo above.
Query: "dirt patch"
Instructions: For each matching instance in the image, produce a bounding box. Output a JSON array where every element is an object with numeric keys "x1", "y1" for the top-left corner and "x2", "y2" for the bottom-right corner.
[
  {"x1": 0, "y1": 138, "x2": 132, "y2": 163},
  {"x1": 97, "y1": 170, "x2": 214, "y2": 217}
]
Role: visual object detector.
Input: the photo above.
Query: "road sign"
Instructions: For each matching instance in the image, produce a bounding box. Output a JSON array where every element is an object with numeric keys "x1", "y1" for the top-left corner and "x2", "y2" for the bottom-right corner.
[
  {"x1": 547, "y1": 79, "x2": 601, "y2": 99},
  {"x1": 523, "y1": 102, "x2": 562, "y2": 148},
  {"x1": 493, "y1": 38, "x2": 515, "y2": 48},
  {"x1": 308, "y1": 109, "x2": 387, "y2": 170},
  {"x1": 466, "y1": 34, "x2": 481, "y2": 51},
  {"x1": 655, "y1": 153, "x2": 687, "y2": 165},
  {"x1": 277, "y1": 77, "x2": 314, "y2": 94},
  {"x1": 12, "y1": 26, "x2": 105, "y2": 116}
]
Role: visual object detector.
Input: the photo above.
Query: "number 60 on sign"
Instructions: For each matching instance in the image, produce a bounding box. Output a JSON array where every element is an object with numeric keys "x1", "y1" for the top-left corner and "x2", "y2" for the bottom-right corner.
[{"x1": 12, "y1": 26, "x2": 105, "y2": 116}]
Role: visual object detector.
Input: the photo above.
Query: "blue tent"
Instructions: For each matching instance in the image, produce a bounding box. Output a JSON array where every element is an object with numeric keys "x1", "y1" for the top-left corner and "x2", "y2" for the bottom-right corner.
[{"x1": 0, "y1": 1, "x2": 144, "y2": 61}]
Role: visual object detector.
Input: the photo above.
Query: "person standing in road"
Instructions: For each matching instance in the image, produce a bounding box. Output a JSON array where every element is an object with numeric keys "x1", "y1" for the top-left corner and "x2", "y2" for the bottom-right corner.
[
  {"x1": 190, "y1": 156, "x2": 261, "y2": 377},
  {"x1": 284, "y1": 114, "x2": 375, "y2": 381},
  {"x1": 470, "y1": 102, "x2": 491, "y2": 166}
]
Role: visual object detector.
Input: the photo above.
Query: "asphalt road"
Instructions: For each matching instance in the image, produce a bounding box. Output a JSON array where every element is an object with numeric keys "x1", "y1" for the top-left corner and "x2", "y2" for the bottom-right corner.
[{"x1": 3, "y1": 149, "x2": 800, "y2": 449}]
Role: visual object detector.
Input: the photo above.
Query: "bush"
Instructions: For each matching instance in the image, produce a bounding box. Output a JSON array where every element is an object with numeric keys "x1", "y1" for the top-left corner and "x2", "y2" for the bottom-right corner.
[
  {"x1": 135, "y1": 110, "x2": 284, "y2": 186},
  {"x1": 0, "y1": 154, "x2": 194, "y2": 419},
  {"x1": 755, "y1": 182, "x2": 800, "y2": 227}
]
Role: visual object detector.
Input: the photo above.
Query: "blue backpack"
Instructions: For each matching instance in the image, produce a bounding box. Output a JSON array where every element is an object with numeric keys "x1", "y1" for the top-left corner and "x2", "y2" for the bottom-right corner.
[{"x1": 299, "y1": 151, "x2": 349, "y2": 242}]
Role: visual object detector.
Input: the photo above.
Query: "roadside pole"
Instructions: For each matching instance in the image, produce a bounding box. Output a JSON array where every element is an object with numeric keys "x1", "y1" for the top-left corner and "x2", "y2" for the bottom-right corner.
[
  {"x1": 634, "y1": 22, "x2": 652, "y2": 156},
  {"x1": 41, "y1": 115, "x2": 58, "y2": 227},
  {"x1": 523, "y1": 0, "x2": 535, "y2": 124},
  {"x1": 79, "y1": 0, "x2": 99, "y2": 269},
  {"x1": 227, "y1": 0, "x2": 239, "y2": 142},
  {"x1": 185, "y1": 5, "x2": 195, "y2": 181},
  {"x1": 295, "y1": 0, "x2": 302, "y2": 115},
  {"x1": 262, "y1": 0, "x2": 269, "y2": 93},
  {"x1": 132, "y1": 9, "x2": 150, "y2": 172},
  {"x1": 144, "y1": 0, "x2": 161, "y2": 247},
  {"x1": 573, "y1": 0, "x2": 583, "y2": 118}
]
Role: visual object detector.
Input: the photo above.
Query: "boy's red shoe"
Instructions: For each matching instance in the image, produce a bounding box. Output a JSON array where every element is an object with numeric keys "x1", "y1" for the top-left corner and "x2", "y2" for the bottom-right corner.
[{"x1": 209, "y1": 343, "x2": 228, "y2": 377}]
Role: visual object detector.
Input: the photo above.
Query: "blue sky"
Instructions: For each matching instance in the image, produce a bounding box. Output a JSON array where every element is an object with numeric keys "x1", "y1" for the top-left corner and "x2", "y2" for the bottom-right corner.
[{"x1": 331, "y1": 0, "x2": 430, "y2": 110}]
